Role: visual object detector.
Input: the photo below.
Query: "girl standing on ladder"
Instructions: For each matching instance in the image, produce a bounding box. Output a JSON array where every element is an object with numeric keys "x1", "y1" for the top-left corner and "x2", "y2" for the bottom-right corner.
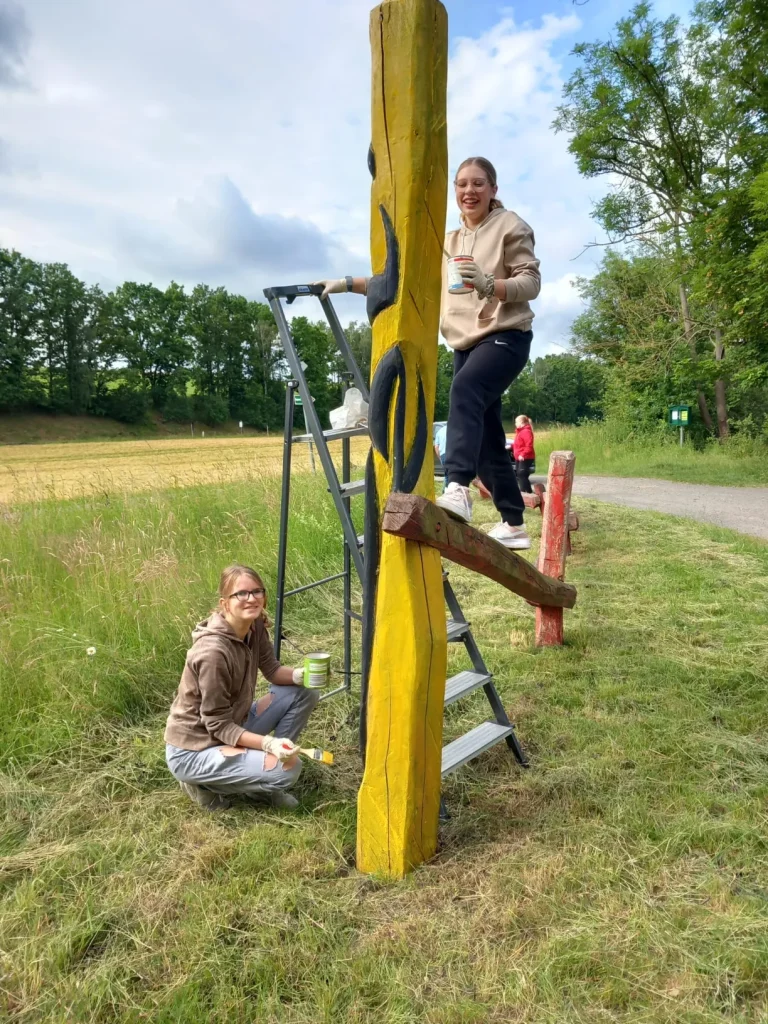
[{"x1": 317, "y1": 156, "x2": 540, "y2": 549}]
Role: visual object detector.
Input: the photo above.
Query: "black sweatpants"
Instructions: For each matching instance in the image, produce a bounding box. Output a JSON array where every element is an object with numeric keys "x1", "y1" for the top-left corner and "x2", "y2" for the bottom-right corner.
[
  {"x1": 516, "y1": 458, "x2": 535, "y2": 493},
  {"x1": 444, "y1": 329, "x2": 532, "y2": 527}
]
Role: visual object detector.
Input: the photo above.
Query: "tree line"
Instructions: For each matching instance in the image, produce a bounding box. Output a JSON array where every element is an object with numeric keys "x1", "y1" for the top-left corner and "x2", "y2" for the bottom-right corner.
[
  {"x1": 0, "y1": 249, "x2": 374, "y2": 429},
  {"x1": 0, "y1": 248, "x2": 608, "y2": 431},
  {"x1": 556, "y1": 0, "x2": 768, "y2": 440}
]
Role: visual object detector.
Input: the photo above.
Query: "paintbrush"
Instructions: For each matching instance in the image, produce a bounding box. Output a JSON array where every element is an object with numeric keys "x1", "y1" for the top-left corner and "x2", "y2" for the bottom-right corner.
[{"x1": 298, "y1": 747, "x2": 334, "y2": 765}]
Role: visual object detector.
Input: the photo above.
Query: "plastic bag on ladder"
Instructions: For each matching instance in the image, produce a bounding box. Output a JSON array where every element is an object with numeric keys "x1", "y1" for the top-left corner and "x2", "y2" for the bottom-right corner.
[{"x1": 329, "y1": 388, "x2": 369, "y2": 430}]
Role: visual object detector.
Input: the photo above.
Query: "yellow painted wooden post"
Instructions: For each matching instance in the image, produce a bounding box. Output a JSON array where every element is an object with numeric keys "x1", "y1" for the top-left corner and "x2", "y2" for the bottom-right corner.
[{"x1": 356, "y1": 0, "x2": 449, "y2": 878}]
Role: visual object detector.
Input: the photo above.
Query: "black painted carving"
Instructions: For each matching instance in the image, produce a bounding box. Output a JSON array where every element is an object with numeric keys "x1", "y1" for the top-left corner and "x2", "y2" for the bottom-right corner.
[
  {"x1": 368, "y1": 345, "x2": 402, "y2": 461},
  {"x1": 402, "y1": 376, "x2": 427, "y2": 494},
  {"x1": 366, "y1": 205, "x2": 399, "y2": 324},
  {"x1": 368, "y1": 341, "x2": 428, "y2": 496},
  {"x1": 392, "y1": 357, "x2": 406, "y2": 492},
  {"x1": 359, "y1": 448, "x2": 379, "y2": 761},
  {"x1": 361, "y1": 342, "x2": 430, "y2": 758},
  {"x1": 367, "y1": 143, "x2": 376, "y2": 179}
]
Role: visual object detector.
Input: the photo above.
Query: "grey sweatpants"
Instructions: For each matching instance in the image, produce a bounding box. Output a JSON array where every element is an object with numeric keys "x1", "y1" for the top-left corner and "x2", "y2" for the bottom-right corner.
[{"x1": 166, "y1": 684, "x2": 320, "y2": 799}]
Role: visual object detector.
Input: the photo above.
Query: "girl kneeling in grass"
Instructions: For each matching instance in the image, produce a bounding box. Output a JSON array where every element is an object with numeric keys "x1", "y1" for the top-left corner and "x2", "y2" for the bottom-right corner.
[{"x1": 164, "y1": 564, "x2": 319, "y2": 812}]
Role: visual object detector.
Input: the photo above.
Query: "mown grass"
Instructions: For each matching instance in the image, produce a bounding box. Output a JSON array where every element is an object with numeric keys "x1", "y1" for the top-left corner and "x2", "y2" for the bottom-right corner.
[
  {"x1": 1, "y1": 474, "x2": 767, "y2": 1022},
  {"x1": 0, "y1": 435, "x2": 370, "y2": 503},
  {"x1": 536, "y1": 421, "x2": 768, "y2": 487},
  {"x1": 0, "y1": 412, "x2": 271, "y2": 446}
]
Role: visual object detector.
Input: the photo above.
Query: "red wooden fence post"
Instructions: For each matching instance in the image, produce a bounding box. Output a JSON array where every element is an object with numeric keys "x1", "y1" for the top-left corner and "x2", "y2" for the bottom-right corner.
[{"x1": 535, "y1": 450, "x2": 576, "y2": 647}]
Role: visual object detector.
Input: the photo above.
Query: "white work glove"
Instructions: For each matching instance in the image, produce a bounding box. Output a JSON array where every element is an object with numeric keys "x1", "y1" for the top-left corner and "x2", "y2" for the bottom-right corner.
[
  {"x1": 292, "y1": 667, "x2": 304, "y2": 685},
  {"x1": 312, "y1": 279, "x2": 347, "y2": 300},
  {"x1": 261, "y1": 736, "x2": 298, "y2": 761},
  {"x1": 458, "y1": 260, "x2": 495, "y2": 300}
]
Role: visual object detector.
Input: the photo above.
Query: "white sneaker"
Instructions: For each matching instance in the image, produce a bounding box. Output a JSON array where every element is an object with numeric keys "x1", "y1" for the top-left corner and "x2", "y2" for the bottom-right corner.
[
  {"x1": 436, "y1": 482, "x2": 473, "y2": 523},
  {"x1": 179, "y1": 780, "x2": 231, "y2": 812},
  {"x1": 270, "y1": 790, "x2": 300, "y2": 810},
  {"x1": 488, "y1": 522, "x2": 531, "y2": 550}
]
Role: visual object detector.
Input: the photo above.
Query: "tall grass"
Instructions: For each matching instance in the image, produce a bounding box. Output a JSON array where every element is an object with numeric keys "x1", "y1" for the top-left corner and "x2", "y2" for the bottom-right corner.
[
  {"x1": 0, "y1": 473, "x2": 361, "y2": 767},
  {"x1": 536, "y1": 420, "x2": 768, "y2": 485},
  {"x1": 2, "y1": 474, "x2": 768, "y2": 1021}
]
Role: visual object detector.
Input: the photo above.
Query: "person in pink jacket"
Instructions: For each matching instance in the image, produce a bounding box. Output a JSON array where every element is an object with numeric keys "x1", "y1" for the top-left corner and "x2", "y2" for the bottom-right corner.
[{"x1": 512, "y1": 415, "x2": 535, "y2": 493}]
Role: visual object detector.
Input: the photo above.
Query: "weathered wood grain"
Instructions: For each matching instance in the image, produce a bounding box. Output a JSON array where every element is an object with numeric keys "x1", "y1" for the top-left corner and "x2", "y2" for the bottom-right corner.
[
  {"x1": 356, "y1": 0, "x2": 449, "y2": 879},
  {"x1": 383, "y1": 493, "x2": 577, "y2": 609},
  {"x1": 535, "y1": 451, "x2": 576, "y2": 646}
]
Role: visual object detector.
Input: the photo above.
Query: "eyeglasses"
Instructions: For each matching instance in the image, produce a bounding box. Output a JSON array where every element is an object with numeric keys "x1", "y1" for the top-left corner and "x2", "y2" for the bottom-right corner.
[
  {"x1": 229, "y1": 588, "x2": 265, "y2": 601},
  {"x1": 455, "y1": 178, "x2": 490, "y2": 190}
]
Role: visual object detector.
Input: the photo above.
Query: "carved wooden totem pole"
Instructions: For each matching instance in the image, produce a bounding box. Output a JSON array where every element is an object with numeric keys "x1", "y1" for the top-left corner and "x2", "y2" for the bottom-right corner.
[{"x1": 357, "y1": 0, "x2": 449, "y2": 878}]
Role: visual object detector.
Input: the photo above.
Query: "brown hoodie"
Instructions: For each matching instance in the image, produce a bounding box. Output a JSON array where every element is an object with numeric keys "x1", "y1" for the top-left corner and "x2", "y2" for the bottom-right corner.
[
  {"x1": 440, "y1": 207, "x2": 541, "y2": 351},
  {"x1": 163, "y1": 611, "x2": 281, "y2": 750}
]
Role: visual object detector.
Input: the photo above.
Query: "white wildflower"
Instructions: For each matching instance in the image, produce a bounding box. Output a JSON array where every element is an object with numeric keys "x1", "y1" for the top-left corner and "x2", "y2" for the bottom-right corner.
[{"x1": 86, "y1": 647, "x2": 96, "y2": 656}]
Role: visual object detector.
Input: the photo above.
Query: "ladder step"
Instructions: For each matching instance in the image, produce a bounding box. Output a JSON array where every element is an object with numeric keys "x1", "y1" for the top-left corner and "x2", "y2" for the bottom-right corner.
[
  {"x1": 447, "y1": 618, "x2": 470, "y2": 642},
  {"x1": 441, "y1": 721, "x2": 514, "y2": 777},
  {"x1": 294, "y1": 426, "x2": 369, "y2": 443},
  {"x1": 338, "y1": 480, "x2": 365, "y2": 497},
  {"x1": 444, "y1": 670, "x2": 491, "y2": 706}
]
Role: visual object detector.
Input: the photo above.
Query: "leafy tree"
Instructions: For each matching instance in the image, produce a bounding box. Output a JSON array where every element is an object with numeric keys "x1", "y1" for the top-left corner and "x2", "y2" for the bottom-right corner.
[
  {"x1": 553, "y1": 2, "x2": 739, "y2": 434},
  {"x1": 503, "y1": 354, "x2": 607, "y2": 425},
  {"x1": 108, "y1": 281, "x2": 192, "y2": 407},
  {"x1": 503, "y1": 365, "x2": 542, "y2": 423},
  {"x1": 193, "y1": 393, "x2": 229, "y2": 426},
  {"x1": 90, "y1": 374, "x2": 150, "y2": 424},
  {"x1": 434, "y1": 344, "x2": 453, "y2": 420},
  {"x1": 161, "y1": 393, "x2": 193, "y2": 423},
  {"x1": 0, "y1": 249, "x2": 43, "y2": 409},
  {"x1": 242, "y1": 303, "x2": 283, "y2": 430},
  {"x1": 38, "y1": 263, "x2": 92, "y2": 414},
  {"x1": 345, "y1": 321, "x2": 372, "y2": 383},
  {"x1": 288, "y1": 317, "x2": 342, "y2": 426}
]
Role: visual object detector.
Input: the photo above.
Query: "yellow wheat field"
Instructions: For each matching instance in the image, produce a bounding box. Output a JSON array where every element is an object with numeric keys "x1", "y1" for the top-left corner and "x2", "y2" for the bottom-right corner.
[{"x1": 0, "y1": 435, "x2": 371, "y2": 503}]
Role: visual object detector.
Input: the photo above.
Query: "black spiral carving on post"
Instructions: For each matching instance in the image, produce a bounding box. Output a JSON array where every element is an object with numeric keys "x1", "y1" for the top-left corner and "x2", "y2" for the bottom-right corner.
[
  {"x1": 359, "y1": 341, "x2": 429, "y2": 759},
  {"x1": 359, "y1": 143, "x2": 429, "y2": 759}
]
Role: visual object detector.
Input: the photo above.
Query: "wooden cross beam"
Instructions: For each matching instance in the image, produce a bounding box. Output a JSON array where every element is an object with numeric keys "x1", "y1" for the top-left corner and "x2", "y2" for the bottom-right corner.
[{"x1": 382, "y1": 493, "x2": 577, "y2": 609}]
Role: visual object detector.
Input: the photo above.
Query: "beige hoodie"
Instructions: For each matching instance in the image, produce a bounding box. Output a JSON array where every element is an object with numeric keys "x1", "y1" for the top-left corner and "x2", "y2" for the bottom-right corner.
[
  {"x1": 440, "y1": 207, "x2": 541, "y2": 351},
  {"x1": 164, "y1": 612, "x2": 281, "y2": 750}
]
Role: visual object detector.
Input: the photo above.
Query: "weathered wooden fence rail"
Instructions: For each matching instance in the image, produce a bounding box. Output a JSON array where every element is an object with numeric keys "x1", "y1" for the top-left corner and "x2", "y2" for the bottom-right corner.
[{"x1": 385, "y1": 450, "x2": 578, "y2": 647}]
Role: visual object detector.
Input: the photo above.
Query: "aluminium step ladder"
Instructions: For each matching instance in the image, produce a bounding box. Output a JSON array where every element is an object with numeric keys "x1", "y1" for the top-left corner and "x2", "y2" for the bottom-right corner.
[{"x1": 263, "y1": 282, "x2": 528, "y2": 785}]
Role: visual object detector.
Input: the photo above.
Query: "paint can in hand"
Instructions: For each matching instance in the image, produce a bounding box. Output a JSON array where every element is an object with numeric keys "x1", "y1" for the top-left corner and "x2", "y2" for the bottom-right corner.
[
  {"x1": 303, "y1": 652, "x2": 331, "y2": 689},
  {"x1": 447, "y1": 255, "x2": 475, "y2": 294}
]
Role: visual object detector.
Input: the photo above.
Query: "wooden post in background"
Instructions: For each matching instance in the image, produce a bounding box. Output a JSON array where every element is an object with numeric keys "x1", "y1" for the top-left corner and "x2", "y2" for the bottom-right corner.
[{"x1": 535, "y1": 450, "x2": 575, "y2": 647}]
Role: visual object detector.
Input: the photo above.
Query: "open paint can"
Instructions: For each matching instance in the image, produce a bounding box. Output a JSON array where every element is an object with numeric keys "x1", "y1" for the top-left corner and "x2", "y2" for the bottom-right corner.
[
  {"x1": 303, "y1": 652, "x2": 331, "y2": 689},
  {"x1": 447, "y1": 255, "x2": 475, "y2": 294}
]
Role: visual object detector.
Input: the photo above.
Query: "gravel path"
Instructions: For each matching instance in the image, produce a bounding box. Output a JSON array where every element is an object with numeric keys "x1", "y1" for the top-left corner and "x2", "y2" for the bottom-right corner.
[{"x1": 551, "y1": 475, "x2": 768, "y2": 541}]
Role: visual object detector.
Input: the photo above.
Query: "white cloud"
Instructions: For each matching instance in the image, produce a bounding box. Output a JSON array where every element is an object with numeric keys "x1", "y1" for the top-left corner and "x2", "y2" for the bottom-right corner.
[
  {"x1": 0, "y1": 1, "x2": 605, "y2": 355},
  {"x1": 530, "y1": 273, "x2": 585, "y2": 354},
  {"x1": 539, "y1": 273, "x2": 584, "y2": 313}
]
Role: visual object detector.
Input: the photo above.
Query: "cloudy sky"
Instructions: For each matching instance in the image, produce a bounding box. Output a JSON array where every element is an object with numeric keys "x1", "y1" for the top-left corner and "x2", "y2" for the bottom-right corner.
[{"x1": 1, "y1": 0, "x2": 689, "y2": 358}]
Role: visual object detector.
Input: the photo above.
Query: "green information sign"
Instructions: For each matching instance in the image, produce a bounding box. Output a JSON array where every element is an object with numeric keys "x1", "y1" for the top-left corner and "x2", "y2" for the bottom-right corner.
[
  {"x1": 668, "y1": 405, "x2": 690, "y2": 426},
  {"x1": 669, "y1": 404, "x2": 691, "y2": 446},
  {"x1": 294, "y1": 396, "x2": 303, "y2": 407}
]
